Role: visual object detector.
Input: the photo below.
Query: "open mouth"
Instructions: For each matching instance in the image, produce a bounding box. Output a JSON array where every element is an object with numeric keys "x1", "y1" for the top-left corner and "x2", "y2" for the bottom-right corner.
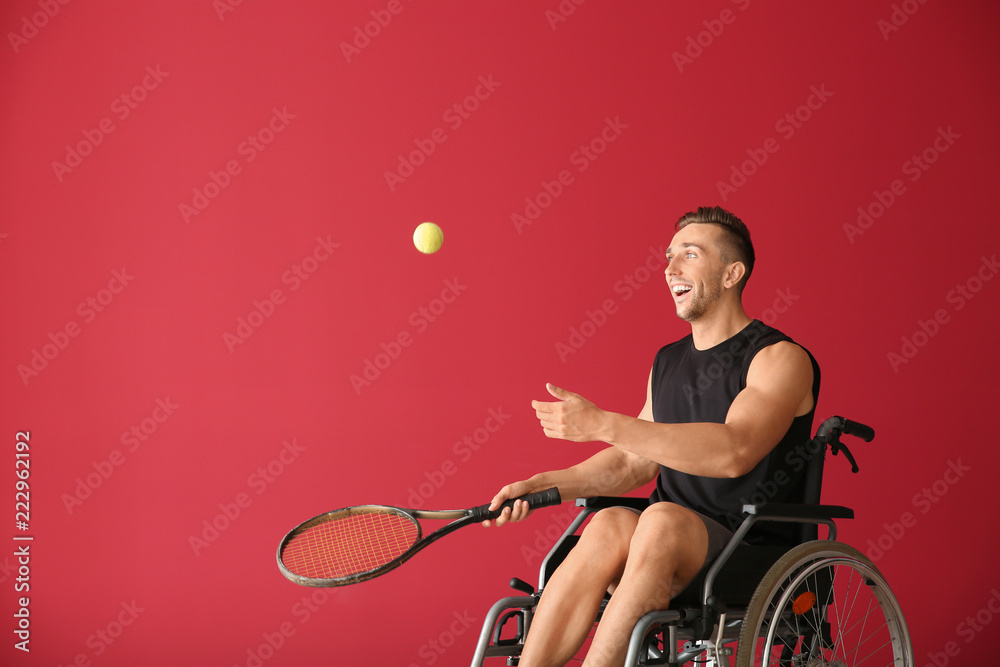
[{"x1": 671, "y1": 284, "x2": 693, "y2": 300}]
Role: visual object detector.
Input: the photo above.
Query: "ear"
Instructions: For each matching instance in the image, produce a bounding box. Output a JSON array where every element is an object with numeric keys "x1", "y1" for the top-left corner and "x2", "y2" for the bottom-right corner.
[{"x1": 723, "y1": 262, "x2": 746, "y2": 290}]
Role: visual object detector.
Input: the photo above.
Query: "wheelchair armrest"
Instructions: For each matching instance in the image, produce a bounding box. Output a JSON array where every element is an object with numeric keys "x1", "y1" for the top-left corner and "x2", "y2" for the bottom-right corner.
[
  {"x1": 742, "y1": 502, "x2": 854, "y2": 521},
  {"x1": 575, "y1": 496, "x2": 649, "y2": 511}
]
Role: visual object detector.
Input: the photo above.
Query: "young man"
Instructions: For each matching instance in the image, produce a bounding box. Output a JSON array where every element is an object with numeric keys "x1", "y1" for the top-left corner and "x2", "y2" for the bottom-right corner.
[{"x1": 483, "y1": 206, "x2": 820, "y2": 667}]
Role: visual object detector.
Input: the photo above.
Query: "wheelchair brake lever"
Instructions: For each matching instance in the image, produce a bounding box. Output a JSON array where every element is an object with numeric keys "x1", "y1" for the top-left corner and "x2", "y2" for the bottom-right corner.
[{"x1": 829, "y1": 437, "x2": 860, "y2": 473}]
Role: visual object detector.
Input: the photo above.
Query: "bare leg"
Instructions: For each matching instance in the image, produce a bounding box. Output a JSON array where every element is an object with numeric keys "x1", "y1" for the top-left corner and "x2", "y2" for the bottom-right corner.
[
  {"x1": 518, "y1": 508, "x2": 640, "y2": 667},
  {"x1": 583, "y1": 503, "x2": 710, "y2": 667}
]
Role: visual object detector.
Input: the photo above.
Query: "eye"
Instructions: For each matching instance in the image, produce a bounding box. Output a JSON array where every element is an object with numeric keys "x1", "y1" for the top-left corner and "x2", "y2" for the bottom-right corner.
[{"x1": 686, "y1": 251, "x2": 697, "y2": 259}]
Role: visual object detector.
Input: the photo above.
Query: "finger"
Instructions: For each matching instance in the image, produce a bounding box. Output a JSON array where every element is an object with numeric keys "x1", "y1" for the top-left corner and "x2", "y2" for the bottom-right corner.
[
  {"x1": 531, "y1": 400, "x2": 555, "y2": 413},
  {"x1": 497, "y1": 499, "x2": 523, "y2": 523},
  {"x1": 517, "y1": 498, "x2": 536, "y2": 518},
  {"x1": 546, "y1": 383, "x2": 575, "y2": 400},
  {"x1": 489, "y1": 485, "x2": 516, "y2": 511},
  {"x1": 536, "y1": 412, "x2": 557, "y2": 425},
  {"x1": 493, "y1": 505, "x2": 514, "y2": 526},
  {"x1": 536, "y1": 411, "x2": 563, "y2": 427},
  {"x1": 537, "y1": 417, "x2": 562, "y2": 431},
  {"x1": 508, "y1": 499, "x2": 529, "y2": 522},
  {"x1": 542, "y1": 426, "x2": 573, "y2": 440}
]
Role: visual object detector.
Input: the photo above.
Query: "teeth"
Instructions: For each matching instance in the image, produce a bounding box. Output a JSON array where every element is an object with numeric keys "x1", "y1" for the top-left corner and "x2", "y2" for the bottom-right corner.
[{"x1": 672, "y1": 285, "x2": 692, "y2": 294}]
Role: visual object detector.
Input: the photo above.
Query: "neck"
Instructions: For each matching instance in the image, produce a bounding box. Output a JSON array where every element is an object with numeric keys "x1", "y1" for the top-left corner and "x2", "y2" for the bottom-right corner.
[{"x1": 688, "y1": 303, "x2": 753, "y2": 350}]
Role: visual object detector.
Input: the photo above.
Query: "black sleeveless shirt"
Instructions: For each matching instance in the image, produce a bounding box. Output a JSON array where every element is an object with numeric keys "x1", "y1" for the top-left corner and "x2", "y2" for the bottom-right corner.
[{"x1": 648, "y1": 320, "x2": 820, "y2": 545}]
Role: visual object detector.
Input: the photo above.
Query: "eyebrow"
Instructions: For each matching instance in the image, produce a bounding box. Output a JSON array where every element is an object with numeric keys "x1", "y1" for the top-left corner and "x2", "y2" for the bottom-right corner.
[{"x1": 665, "y1": 243, "x2": 704, "y2": 255}]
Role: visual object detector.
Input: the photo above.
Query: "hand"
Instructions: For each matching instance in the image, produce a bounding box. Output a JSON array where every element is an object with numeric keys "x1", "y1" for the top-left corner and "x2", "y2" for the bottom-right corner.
[
  {"x1": 481, "y1": 481, "x2": 538, "y2": 528},
  {"x1": 532, "y1": 383, "x2": 609, "y2": 442}
]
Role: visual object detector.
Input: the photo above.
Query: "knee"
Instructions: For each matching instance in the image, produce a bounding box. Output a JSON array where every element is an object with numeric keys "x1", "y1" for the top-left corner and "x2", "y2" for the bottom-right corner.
[
  {"x1": 629, "y1": 503, "x2": 705, "y2": 556},
  {"x1": 576, "y1": 507, "x2": 638, "y2": 562}
]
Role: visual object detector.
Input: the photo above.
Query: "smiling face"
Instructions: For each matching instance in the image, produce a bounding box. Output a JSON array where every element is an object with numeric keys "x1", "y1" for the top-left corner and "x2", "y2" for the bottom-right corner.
[{"x1": 665, "y1": 223, "x2": 735, "y2": 322}]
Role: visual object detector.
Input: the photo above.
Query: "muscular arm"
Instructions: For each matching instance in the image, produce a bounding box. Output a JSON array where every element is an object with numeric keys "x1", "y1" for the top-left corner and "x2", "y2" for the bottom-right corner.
[
  {"x1": 484, "y1": 385, "x2": 660, "y2": 526},
  {"x1": 535, "y1": 341, "x2": 814, "y2": 479},
  {"x1": 521, "y1": 446, "x2": 659, "y2": 503}
]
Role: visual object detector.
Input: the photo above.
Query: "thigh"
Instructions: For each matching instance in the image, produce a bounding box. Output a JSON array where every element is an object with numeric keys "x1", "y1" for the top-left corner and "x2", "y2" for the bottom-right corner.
[
  {"x1": 628, "y1": 502, "x2": 723, "y2": 597},
  {"x1": 571, "y1": 507, "x2": 641, "y2": 588}
]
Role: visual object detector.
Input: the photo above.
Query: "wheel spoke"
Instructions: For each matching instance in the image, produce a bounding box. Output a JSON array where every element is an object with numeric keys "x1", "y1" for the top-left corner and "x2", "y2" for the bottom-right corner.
[
  {"x1": 832, "y1": 565, "x2": 851, "y2": 662},
  {"x1": 852, "y1": 635, "x2": 896, "y2": 667},
  {"x1": 846, "y1": 593, "x2": 876, "y2": 663},
  {"x1": 838, "y1": 565, "x2": 866, "y2": 661}
]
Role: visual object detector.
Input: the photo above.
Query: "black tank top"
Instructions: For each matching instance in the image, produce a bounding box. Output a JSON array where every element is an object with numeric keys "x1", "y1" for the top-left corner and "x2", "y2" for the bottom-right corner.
[{"x1": 649, "y1": 320, "x2": 820, "y2": 545}]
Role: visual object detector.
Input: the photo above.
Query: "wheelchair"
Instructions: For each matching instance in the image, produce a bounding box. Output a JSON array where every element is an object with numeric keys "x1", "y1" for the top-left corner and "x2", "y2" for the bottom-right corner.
[{"x1": 470, "y1": 416, "x2": 913, "y2": 666}]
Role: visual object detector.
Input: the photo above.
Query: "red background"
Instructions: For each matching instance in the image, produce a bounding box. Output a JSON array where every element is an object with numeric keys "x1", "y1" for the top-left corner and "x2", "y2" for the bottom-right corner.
[{"x1": 2, "y1": 1, "x2": 999, "y2": 665}]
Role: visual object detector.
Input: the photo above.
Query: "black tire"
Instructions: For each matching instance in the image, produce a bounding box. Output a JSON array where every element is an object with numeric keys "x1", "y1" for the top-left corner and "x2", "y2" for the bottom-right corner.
[{"x1": 735, "y1": 540, "x2": 912, "y2": 666}]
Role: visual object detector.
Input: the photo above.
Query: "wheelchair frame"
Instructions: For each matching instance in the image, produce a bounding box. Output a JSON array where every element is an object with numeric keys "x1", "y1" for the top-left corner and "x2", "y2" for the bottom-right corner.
[{"x1": 470, "y1": 416, "x2": 913, "y2": 666}]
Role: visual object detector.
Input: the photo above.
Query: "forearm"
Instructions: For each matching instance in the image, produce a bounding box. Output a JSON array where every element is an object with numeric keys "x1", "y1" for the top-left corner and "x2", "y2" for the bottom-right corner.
[
  {"x1": 527, "y1": 446, "x2": 657, "y2": 500},
  {"x1": 602, "y1": 414, "x2": 750, "y2": 479},
  {"x1": 536, "y1": 384, "x2": 748, "y2": 478}
]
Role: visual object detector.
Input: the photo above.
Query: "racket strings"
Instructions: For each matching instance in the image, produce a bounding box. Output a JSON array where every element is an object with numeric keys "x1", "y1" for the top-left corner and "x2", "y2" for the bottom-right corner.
[{"x1": 282, "y1": 510, "x2": 419, "y2": 580}]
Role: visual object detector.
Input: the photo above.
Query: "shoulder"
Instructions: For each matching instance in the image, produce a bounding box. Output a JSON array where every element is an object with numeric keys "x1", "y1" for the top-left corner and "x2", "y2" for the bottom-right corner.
[
  {"x1": 655, "y1": 334, "x2": 693, "y2": 357},
  {"x1": 743, "y1": 320, "x2": 791, "y2": 348},
  {"x1": 749, "y1": 340, "x2": 811, "y2": 372},
  {"x1": 746, "y1": 340, "x2": 814, "y2": 392},
  {"x1": 741, "y1": 322, "x2": 816, "y2": 378},
  {"x1": 652, "y1": 334, "x2": 694, "y2": 376},
  {"x1": 657, "y1": 334, "x2": 693, "y2": 354}
]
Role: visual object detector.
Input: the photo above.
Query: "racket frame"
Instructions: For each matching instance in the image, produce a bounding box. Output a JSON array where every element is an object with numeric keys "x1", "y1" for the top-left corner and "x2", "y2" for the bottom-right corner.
[
  {"x1": 276, "y1": 488, "x2": 561, "y2": 587},
  {"x1": 276, "y1": 504, "x2": 474, "y2": 587}
]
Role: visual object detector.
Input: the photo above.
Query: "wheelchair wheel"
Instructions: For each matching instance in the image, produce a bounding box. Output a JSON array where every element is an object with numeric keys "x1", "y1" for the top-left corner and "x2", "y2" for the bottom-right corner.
[{"x1": 735, "y1": 540, "x2": 912, "y2": 667}]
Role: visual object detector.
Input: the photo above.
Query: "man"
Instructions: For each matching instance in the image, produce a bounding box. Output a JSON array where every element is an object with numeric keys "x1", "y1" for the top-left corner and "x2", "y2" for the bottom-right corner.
[{"x1": 483, "y1": 206, "x2": 820, "y2": 667}]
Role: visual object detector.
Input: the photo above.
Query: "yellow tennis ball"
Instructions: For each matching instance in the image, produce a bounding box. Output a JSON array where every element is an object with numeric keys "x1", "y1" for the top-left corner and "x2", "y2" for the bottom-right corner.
[{"x1": 413, "y1": 222, "x2": 443, "y2": 254}]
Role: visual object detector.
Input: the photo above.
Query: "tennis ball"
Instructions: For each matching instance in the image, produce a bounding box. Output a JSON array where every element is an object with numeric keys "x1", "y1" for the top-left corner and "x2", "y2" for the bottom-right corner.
[{"x1": 413, "y1": 222, "x2": 443, "y2": 254}]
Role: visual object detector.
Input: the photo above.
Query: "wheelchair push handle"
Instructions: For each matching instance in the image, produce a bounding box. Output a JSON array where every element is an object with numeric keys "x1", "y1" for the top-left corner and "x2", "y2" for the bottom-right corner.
[
  {"x1": 472, "y1": 488, "x2": 562, "y2": 522},
  {"x1": 814, "y1": 415, "x2": 874, "y2": 474},
  {"x1": 815, "y1": 416, "x2": 875, "y2": 443},
  {"x1": 841, "y1": 418, "x2": 875, "y2": 442}
]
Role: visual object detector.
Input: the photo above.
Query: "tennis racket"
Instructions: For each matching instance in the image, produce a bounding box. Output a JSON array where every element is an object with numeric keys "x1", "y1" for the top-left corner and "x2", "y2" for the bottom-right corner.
[{"x1": 276, "y1": 487, "x2": 561, "y2": 587}]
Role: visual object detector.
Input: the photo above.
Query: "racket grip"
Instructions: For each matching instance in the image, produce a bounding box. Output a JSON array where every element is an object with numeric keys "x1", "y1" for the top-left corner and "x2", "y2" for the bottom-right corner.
[{"x1": 474, "y1": 487, "x2": 562, "y2": 522}]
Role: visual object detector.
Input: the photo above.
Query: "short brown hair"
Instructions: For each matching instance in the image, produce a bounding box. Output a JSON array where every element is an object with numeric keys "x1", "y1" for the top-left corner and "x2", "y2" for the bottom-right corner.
[{"x1": 675, "y1": 206, "x2": 755, "y2": 294}]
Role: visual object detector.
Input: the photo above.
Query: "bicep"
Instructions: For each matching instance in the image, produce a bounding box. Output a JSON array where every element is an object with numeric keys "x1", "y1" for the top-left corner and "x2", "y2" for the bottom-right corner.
[{"x1": 725, "y1": 342, "x2": 814, "y2": 470}]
